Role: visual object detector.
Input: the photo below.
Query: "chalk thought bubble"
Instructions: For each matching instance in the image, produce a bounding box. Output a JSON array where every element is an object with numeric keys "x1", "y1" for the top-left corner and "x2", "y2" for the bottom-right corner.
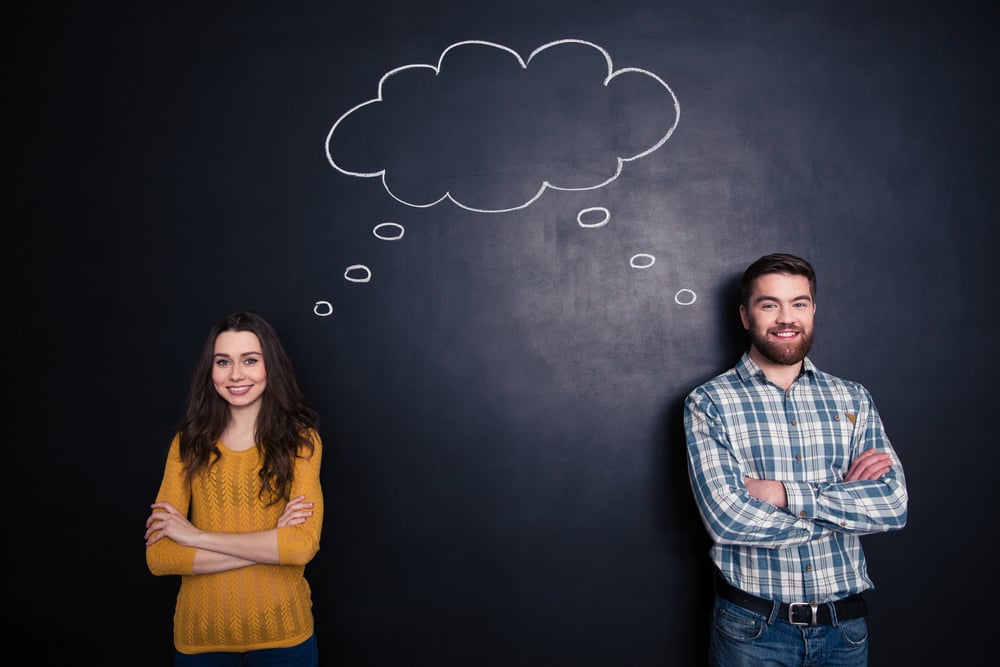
[{"x1": 325, "y1": 39, "x2": 680, "y2": 213}]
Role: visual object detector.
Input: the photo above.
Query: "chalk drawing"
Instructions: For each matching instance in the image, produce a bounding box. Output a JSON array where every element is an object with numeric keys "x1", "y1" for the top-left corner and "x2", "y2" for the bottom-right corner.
[
  {"x1": 325, "y1": 39, "x2": 680, "y2": 213},
  {"x1": 344, "y1": 264, "x2": 372, "y2": 283},
  {"x1": 630, "y1": 253, "x2": 655, "y2": 269},
  {"x1": 674, "y1": 289, "x2": 697, "y2": 305},
  {"x1": 313, "y1": 301, "x2": 334, "y2": 316},
  {"x1": 373, "y1": 222, "x2": 405, "y2": 240},
  {"x1": 578, "y1": 206, "x2": 610, "y2": 228}
]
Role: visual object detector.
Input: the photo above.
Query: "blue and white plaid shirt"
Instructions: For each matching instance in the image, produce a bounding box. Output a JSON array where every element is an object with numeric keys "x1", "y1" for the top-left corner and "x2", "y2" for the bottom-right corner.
[{"x1": 684, "y1": 353, "x2": 908, "y2": 603}]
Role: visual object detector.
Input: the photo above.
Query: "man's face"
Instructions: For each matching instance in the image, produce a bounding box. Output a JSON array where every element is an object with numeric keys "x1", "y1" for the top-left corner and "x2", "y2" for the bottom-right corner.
[{"x1": 740, "y1": 273, "x2": 815, "y2": 366}]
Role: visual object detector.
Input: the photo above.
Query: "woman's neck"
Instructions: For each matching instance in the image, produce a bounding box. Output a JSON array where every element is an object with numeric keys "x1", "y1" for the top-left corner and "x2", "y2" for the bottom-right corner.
[{"x1": 222, "y1": 405, "x2": 260, "y2": 451}]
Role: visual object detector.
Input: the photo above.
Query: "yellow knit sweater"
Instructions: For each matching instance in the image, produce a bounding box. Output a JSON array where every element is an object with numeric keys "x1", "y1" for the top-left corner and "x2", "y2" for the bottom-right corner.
[{"x1": 146, "y1": 430, "x2": 323, "y2": 654}]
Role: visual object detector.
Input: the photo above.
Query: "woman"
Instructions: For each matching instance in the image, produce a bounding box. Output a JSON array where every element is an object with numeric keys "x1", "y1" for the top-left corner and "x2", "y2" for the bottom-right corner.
[{"x1": 145, "y1": 310, "x2": 323, "y2": 666}]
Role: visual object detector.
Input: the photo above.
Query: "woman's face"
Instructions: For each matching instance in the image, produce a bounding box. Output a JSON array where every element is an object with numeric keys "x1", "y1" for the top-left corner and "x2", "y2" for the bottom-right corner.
[{"x1": 211, "y1": 330, "x2": 268, "y2": 408}]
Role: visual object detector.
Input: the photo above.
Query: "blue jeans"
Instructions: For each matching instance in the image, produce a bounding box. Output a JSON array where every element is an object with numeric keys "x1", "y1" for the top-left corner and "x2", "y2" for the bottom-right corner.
[
  {"x1": 174, "y1": 634, "x2": 318, "y2": 667},
  {"x1": 709, "y1": 594, "x2": 868, "y2": 667}
]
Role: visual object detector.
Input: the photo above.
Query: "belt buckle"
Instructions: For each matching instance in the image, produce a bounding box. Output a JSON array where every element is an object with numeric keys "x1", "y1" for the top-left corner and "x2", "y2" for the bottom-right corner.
[{"x1": 788, "y1": 601, "x2": 819, "y2": 626}]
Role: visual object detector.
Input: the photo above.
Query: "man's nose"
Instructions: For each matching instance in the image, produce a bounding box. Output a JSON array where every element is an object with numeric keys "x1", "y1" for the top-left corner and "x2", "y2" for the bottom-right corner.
[{"x1": 776, "y1": 306, "x2": 796, "y2": 322}]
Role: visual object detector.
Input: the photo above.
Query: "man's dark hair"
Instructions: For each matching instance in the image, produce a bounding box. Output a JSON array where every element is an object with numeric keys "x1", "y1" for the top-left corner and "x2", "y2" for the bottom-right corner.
[{"x1": 740, "y1": 253, "x2": 817, "y2": 309}]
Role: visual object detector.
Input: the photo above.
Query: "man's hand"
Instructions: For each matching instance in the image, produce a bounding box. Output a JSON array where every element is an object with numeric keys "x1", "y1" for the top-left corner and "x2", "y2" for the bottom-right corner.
[
  {"x1": 744, "y1": 477, "x2": 788, "y2": 508},
  {"x1": 844, "y1": 449, "x2": 893, "y2": 482}
]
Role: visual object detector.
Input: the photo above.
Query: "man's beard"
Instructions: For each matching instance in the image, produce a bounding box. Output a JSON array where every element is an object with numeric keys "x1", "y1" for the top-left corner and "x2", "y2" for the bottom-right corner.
[{"x1": 749, "y1": 325, "x2": 814, "y2": 366}]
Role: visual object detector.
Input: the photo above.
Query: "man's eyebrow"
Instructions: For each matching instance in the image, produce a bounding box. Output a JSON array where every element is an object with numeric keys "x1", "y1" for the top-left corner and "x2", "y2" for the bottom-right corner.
[{"x1": 752, "y1": 294, "x2": 812, "y2": 304}]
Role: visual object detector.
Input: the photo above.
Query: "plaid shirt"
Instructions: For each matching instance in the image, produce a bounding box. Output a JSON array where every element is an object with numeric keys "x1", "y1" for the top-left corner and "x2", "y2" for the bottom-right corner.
[{"x1": 684, "y1": 353, "x2": 908, "y2": 603}]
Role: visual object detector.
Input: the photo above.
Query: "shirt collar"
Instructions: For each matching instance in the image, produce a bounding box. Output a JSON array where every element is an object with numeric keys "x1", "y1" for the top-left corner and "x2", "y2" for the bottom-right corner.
[{"x1": 735, "y1": 352, "x2": 818, "y2": 384}]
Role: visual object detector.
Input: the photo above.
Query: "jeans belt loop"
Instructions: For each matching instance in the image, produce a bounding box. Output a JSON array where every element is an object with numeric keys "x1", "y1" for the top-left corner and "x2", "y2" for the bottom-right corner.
[{"x1": 788, "y1": 601, "x2": 819, "y2": 626}]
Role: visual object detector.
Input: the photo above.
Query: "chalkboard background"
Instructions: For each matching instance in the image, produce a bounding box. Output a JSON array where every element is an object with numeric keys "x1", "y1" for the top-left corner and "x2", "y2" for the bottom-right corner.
[{"x1": 14, "y1": 1, "x2": 998, "y2": 665}]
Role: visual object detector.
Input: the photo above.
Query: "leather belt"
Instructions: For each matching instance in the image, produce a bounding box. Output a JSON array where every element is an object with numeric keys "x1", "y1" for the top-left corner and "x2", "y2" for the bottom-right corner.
[{"x1": 715, "y1": 571, "x2": 867, "y2": 626}]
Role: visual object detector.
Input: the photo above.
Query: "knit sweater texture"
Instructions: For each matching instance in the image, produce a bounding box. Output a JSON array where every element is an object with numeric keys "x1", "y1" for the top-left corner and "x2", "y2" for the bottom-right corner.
[{"x1": 146, "y1": 430, "x2": 323, "y2": 654}]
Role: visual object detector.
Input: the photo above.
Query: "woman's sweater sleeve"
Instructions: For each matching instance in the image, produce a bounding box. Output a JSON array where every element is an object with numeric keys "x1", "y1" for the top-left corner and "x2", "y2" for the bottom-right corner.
[
  {"x1": 146, "y1": 435, "x2": 198, "y2": 576},
  {"x1": 277, "y1": 430, "x2": 324, "y2": 566}
]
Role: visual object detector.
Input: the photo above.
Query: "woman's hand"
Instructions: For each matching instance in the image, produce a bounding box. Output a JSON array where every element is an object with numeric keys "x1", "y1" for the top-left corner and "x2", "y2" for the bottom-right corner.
[
  {"x1": 144, "y1": 501, "x2": 202, "y2": 547},
  {"x1": 276, "y1": 495, "x2": 314, "y2": 528}
]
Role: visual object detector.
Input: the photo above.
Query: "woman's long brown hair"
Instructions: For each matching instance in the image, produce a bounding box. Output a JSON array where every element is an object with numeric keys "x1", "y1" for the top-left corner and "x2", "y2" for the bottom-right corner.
[{"x1": 176, "y1": 310, "x2": 319, "y2": 505}]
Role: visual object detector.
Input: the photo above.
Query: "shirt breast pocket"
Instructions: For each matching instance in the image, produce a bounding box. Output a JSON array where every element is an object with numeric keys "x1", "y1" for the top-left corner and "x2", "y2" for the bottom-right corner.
[{"x1": 804, "y1": 409, "x2": 858, "y2": 478}]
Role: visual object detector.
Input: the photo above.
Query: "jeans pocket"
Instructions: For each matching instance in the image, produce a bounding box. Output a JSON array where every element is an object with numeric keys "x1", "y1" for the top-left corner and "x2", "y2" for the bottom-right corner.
[
  {"x1": 714, "y1": 599, "x2": 766, "y2": 642},
  {"x1": 838, "y1": 617, "x2": 869, "y2": 646}
]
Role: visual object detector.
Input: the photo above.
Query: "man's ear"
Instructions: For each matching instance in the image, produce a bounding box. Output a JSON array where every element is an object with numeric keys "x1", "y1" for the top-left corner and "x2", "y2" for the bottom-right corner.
[{"x1": 739, "y1": 305, "x2": 750, "y2": 330}]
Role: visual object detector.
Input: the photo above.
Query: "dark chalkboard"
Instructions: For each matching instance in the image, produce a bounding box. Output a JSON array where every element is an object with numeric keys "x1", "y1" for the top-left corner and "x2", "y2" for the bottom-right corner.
[{"x1": 15, "y1": 1, "x2": 999, "y2": 665}]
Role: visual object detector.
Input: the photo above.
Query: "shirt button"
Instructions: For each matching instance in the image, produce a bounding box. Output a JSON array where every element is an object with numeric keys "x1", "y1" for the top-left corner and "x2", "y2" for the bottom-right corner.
[
  {"x1": 795, "y1": 454, "x2": 803, "y2": 461},
  {"x1": 806, "y1": 565, "x2": 813, "y2": 571},
  {"x1": 791, "y1": 419, "x2": 798, "y2": 426},
  {"x1": 799, "y1": 511, "x2": 807, "y2": 518},
  {"x1": 834, "y1": 414, "x2": 841, "y2": 421}
]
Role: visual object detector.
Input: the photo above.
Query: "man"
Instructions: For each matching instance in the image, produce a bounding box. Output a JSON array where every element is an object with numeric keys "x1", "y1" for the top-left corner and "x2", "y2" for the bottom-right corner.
[{"x1": 684, "y1": 253, "x2": 907, "y2": 666}]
